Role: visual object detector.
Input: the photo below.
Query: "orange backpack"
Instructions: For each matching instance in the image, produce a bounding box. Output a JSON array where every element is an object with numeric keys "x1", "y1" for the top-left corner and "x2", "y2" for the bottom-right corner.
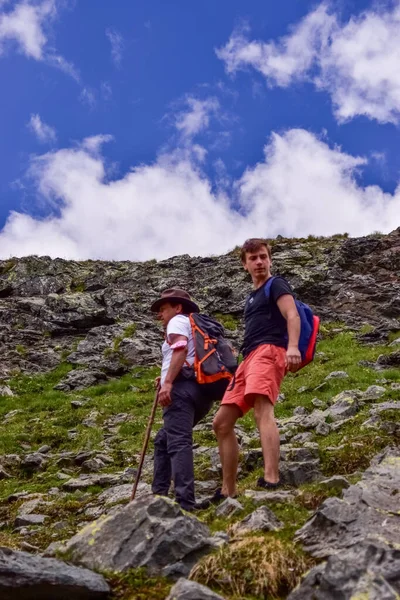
[{"x1": 188, "y1": 313, "x2": 238, "y2": 384}]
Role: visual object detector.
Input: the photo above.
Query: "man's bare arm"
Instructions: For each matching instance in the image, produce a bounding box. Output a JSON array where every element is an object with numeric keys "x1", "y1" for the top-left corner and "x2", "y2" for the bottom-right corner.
[
  {"x1": 276, "y1": 294, "x2": 301, "y2": 371},
  {"x1": 158, "y1": 334, "x2": 188, "y2": 407}
]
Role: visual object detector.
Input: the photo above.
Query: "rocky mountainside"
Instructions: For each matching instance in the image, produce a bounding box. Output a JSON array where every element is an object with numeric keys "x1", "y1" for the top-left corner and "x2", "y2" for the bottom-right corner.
[
  {"x1": 0, "y1": 230, "x2": 399, "y2": 599},
  {"x1": 0, "y1": 228, "x2": 399, "y2": 388}
]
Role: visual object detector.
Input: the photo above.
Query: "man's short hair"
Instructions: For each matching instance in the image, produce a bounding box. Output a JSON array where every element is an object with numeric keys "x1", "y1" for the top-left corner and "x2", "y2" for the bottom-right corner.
[{"x1": 240, "y1": 238, "x2": 272, "y2": 262}]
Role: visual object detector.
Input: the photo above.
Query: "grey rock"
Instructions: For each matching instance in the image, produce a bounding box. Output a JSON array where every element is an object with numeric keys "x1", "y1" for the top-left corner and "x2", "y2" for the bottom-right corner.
[
  {"x1": 37, "y1": 445, "x2": 51, "y2": 454},
  {"x1": 311, "y1": 398, "x2": 326, "y2": 408},
  {"x1": 21, "y1": 453, "x2": 47, "y2": 471},
  {"x1": 166, "y1": 578, "x2": 226, "y2": 600},
  {"x1": 75, "y1": 451, "x2": 94, "y2": 465},
  {"x1": 295, "y1": 447, "x2": 400, "y2": 558},
  {"x1": 301, "y1": 410, "x2": 326, "y2": 429},
  {"x1": 325, "y1": 370, "x2": 349, "y2": 380},
  {"x1": 377, "y1": 351, "x2": 400, "y2": 368},
  {"x1": 391, "y1": 382, "x2": 400, "y2": 390},
  {"x1": 319, "y1": 476, "x2": 350, "y2": 492},
  {"x1": 325, "y1": 394, "x2": 359, "y2": 422},
  {"x1": 291, "y1": 432, "x2": 313, "y2": 444},
  {"x1": 210, "y1": 531, "x2": 229, "y2": 548},
  {"x1": 389, "y1": 337, "x2": 400, "y2": 346},
  {"x1": 369, "y1": 400, "x2": 400, "y2": 415},
  {"x1": 71, "y1": 400, "x2": 85, "y2": 408},
  {"x1": 17, "y1": 498, "x2": 48, "y2": 515},
  {"x1": 294, "y1": 406, "x2": 308, "y2": 415},
  {"x1": 14, "y1": 514, "x2": 48, "y2": 527},
  {"x1": 0, "y1": 545, "x2": 109, "y2": 599},
  {"x1": 232, "y1": 506, "x2": 283, "y2": 534},
  {"x1": 62, "y1": 473, "x2": 125, "y2": 491},
  {"x1": 60, "y1": 495, "x2": 214, "y2": 577},
  {"x1": 280, "y1": 446, "x2": 319, "y2": 463},
  {"x1": 54, "y1": 369, "x2": 107, "y2": 392},
  {"x1": 362, "y1": 385, "x2": 387, "y2": 400},
  {"x1": 0, "y1": 385, "x2": 14, "y2": 396},
  {"x1": 296, "y1": 388, "x2": 309, "y2": 395},
  {"x1": 244, "y1": 489, "x2": 297, "y2": 503},
  {"x1": 97, "y1": 482, "x2": 150, "y2": 505},
  {"x1": 315, "y1": 421, "x2": 331, "y2": 436},
  {"x1": 4, "y1": 410, "x2": 21, "y2": 420},
  {"x1": 288, "y1": 541, "x2": 400, "y2": 600},
  {"x1": 243, "y1": 448, "x2": 263, "y2": 471},
  {"x1": 215, "y1": 497, "x2": 243, "y2": 518},
  {"x1": 81, "y1": 458, "x2": 105, "y2": 473},
  {"x1": 0, "y1": 466, "x2": 11, "y2": 479},
  {"x1": 280, "y1": 460, "x2": 322, "y2": 486}
]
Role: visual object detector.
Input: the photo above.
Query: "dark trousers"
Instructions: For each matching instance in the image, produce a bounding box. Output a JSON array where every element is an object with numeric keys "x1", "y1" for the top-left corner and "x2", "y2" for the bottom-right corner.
[{"x1": 152, "y1": 378, "x2": 214, "y2": 511}]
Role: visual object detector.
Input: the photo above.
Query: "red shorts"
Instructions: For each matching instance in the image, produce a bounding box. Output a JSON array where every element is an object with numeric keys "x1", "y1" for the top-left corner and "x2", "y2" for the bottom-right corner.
[{"x1": 221, "y1": 344, "x2": 286, "y2": 415}]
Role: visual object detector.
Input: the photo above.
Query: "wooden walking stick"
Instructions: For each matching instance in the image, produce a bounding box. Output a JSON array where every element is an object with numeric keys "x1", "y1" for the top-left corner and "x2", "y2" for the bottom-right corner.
[{"x1": 131, "y1": 386, "x2": 160, "y2": 501}]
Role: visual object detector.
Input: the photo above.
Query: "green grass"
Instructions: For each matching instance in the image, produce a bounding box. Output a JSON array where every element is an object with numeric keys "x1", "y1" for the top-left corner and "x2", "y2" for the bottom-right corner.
[
  {"x1": 0, "y1": 328, "x2": 399, "y2": 599},
  {"x1": 213, "y1": 312, "x2": 240, "y2": 331}
]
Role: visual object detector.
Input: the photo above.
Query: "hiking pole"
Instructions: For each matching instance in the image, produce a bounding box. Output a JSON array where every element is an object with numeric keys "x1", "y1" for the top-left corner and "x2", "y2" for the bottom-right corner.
[{"x1": 131, "y1": 385, "x2": 160, "y2": 501}]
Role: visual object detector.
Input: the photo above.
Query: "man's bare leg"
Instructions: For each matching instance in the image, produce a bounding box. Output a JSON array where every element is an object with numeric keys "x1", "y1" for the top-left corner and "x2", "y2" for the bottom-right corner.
[
  {"x1": 213, "y1": 405, "x2": 242, "y2": 497},
  {"x1": 253, "y1": 394, "x2": 280, "y2": 483}
]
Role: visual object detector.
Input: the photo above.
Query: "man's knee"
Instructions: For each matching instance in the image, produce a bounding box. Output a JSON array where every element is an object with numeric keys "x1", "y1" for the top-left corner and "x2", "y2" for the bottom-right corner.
[
  {"x1": 213, "y1": 407, "x2": 239, "y2": 437},
  {"x1": 253, "y1": 395, "x2": 275, "y2": 425},
  {"x1": 154, "y1": 428, "x2": 167, "y2": 447}
]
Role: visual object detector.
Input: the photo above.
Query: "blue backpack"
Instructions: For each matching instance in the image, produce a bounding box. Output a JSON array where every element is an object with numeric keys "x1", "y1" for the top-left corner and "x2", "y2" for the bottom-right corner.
[{"x1": 265, "y1": 277, "x2": 320, "y2": 369}]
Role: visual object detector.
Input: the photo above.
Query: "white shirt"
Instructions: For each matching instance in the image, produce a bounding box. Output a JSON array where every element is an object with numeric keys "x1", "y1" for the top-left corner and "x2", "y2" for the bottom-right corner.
[{"x1": 160, "y1": 315, "x2": 195, "y2": 385}]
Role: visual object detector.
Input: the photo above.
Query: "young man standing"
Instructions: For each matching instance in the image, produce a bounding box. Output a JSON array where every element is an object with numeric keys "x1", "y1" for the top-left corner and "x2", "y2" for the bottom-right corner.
[
  {"x1": 212, "y1": 238, "x2": 301, "y2": 498},
  {"x1": 150, "y1": 288, "x2": 215, "y2": 511}
]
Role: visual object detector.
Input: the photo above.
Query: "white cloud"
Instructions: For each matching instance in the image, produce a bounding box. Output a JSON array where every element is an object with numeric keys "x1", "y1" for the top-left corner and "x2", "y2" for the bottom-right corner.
[
  {"x1": 217, "y1": 3, "x2": 400, "y2": 124},
  {"x1": 0, "y1": 129, "x2": 399, "y2": 260},
  {"x1": 216, "y1": 6, "x2": 334, "y2": 86},
  {"x1": 0, "y1": 0, "x2": 79, "y2": 80},
  {"x1": 79, "y1": 87, "x2": 96, "y2": 109},
  {"x1": 175, "y1": 96, "x2": 220, "y2": 139},
  {"x1": 101, "y1": 81, "x2": 112, "y2": 101},
  {"x1": 106, "y1": 27, "x2": 123, "y2": 67},
  {"x1": 28, "y1": 113, "x2": 57, "y2": 143},
  {"x1": 0, "y1": 0, "x2": 54, "y2": 59}
]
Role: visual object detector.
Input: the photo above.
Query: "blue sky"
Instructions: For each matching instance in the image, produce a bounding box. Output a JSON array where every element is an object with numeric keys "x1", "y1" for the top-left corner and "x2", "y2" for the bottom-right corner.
[{"x1": 0, "y1": 0, "x2": 399, "y2": 260}]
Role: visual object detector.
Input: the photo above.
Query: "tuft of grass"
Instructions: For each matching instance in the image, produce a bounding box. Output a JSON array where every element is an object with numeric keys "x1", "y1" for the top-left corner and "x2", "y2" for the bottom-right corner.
[
  {"x1": 213, "y1": 312, "x2": 240, "y2": 331},
  {"x1": 191, "y1": 535, "x2": 315, "y2": 599},
  {"x1": 105, "y1": 568, "x2": 171, "y2": 600}
]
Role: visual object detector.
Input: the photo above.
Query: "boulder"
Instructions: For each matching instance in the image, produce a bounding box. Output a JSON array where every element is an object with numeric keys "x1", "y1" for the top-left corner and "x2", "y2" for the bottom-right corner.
[
  {"x1": 295, "y1": 447, "x2": 400, "y2": 558},
  {"x1": 166, "y1": 578, "x2": 226, "y2": 600},
  {"x1": 0, "y1": 385, "x2": 14, "y2": 397},
  {"x1": 288, "y1": 541, "x2": 400, "y2": 599},
  {"x1": 0, "y1": 546, "x2": 109, "y2": 600},
  {"x1": 280, "y1": 460, "x2": 322, "y2": 486},
  {"x1": 325, "y1": 371, "x2": 349, "y2": 380},
  {"x1": 54, "y1": 369, "x2": 108, "y2": 392},
  {"x1": 60, "y1": 495, "x2": 214, "y2": 577},
  {"x1": 318, "y1": 476, "x2": 350, "y2": 493},
  {"x1": 377, "y1": 351, "x2": 400, "y2": 368},
  {"x1": 244, "y1": 490, "x2": 297, "y2": 503},
  {"x1": 232, "y1": 506, "x2": 282, "y2": 534},
  {"x1": 14, "y1": 514, "x2": 48, "y2": 527},
  {"x1": 62, "y1": 473, "x2": 125, "y2": 491},
  {"x1": 215, "y1": 498, "x2": 243, "y2": 518},
  {"x1": 96, "y1": 483, "x2": 150, "y2": 505}
]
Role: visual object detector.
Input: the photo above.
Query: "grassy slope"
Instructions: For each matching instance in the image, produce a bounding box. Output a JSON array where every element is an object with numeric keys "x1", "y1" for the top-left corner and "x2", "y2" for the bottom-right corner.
[{"x1": 0, "y1": 328, "x2": 399, "y2": 599}]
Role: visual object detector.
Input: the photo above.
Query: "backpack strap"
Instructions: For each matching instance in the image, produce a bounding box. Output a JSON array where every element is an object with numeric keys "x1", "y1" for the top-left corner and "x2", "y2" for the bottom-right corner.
[{"x1": 264, "y1": 276, "x2": 277, "y2": 301}]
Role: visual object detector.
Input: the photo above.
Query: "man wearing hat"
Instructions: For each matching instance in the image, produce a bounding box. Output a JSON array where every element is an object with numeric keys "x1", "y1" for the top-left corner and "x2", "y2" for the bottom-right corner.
[{"x1": 150, "y1": 288, "x2": 214, "y2": 511}]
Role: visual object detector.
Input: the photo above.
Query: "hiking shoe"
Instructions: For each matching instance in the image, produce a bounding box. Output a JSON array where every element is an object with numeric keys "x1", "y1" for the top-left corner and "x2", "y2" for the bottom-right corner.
[
  {"x1": 257, "y1": 477, "x2": 282, "y2": 490},
  {"x1": 199, "y1": 488, "x2": 238, "y2": 508}
]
